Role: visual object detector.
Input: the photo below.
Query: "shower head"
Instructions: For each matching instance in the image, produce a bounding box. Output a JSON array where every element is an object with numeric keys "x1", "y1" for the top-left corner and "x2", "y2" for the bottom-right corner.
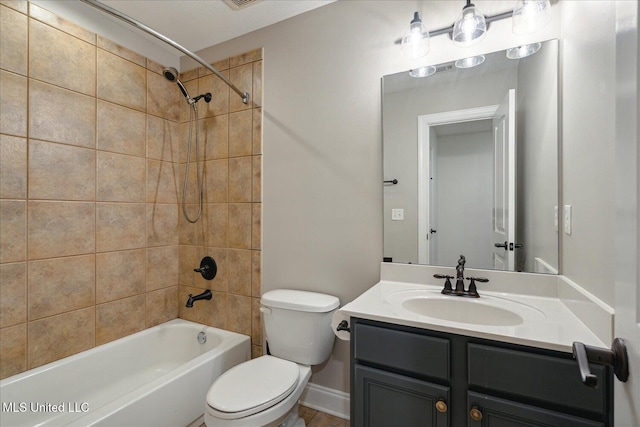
[{"x1": 162, "y1": 67, "x2": 191, "y2": 101}]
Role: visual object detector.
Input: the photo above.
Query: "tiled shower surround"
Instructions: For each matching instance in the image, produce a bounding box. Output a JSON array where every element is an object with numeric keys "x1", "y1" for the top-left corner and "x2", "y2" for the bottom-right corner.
[{"x1": 0, "y1": 1, "x2": 263, "y2": 379}]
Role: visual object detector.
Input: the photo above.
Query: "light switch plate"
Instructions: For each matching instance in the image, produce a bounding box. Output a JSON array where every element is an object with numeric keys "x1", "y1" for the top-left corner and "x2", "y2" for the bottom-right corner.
[
  {"x1": 392, "y1": 209, "x2": 404, "y2": 221},
  {"x1": 564, "y1": 205, "x2": 572, "y2": 235}
]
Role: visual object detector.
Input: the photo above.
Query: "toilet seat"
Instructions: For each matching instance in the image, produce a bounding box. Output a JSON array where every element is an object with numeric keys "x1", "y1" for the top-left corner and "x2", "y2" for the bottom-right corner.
[{"x1": 206, "y1": 356, "x2": 300, "y2": 420}]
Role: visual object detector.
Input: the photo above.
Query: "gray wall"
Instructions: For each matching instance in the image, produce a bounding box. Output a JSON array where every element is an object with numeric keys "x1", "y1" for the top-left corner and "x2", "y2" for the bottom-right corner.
[{"x1": 188, "y1": 0, "x2": 616, "y2": 395}]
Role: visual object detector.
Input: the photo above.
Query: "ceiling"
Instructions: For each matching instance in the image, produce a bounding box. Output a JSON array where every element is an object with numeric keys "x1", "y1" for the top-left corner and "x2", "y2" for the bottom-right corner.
[{"x1": 98, "y1": 0, "x2": 336, "y2": 53}]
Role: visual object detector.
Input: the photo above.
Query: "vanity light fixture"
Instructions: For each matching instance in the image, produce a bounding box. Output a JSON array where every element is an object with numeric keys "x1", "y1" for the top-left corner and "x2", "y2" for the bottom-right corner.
[
  {"x1": 401, "y1": 11, "x2": 431, "y2": 59},
  {"x1": 398, "y1": 1, "x2": 552, "y2": 59},
  {"x1": 455, "y1": 54, "x2": 486, "y2": 68},
  {"x1": 452, "y1": 0, "x2": 487, "y2": 46},
  {"x1": 506, "y1": 42, "x2": 542, "y2": 59},
  {"x1": 512, "y1": 0, "x2": 552, "y2": 35}
]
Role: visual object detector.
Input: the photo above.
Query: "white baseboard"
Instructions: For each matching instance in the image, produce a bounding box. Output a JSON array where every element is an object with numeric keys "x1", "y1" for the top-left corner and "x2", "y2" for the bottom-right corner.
[{"x1": 299, "y1": 382, "x2": 350, "y2": 420}]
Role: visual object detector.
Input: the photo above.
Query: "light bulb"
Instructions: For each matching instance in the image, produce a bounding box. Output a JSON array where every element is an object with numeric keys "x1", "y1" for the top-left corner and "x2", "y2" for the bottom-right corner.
[
  {"x1": 452, "y1": 3, "x2": 486, "y2": 47},
  {"x1": 401, "y1": 12, "x2": 430, "y2": 59}
]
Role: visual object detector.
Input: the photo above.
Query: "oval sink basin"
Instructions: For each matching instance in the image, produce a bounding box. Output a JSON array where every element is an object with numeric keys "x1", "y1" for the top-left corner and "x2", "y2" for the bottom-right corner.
[{"x1": 386, "y1": 290, "x2": 545, "y2": 327}]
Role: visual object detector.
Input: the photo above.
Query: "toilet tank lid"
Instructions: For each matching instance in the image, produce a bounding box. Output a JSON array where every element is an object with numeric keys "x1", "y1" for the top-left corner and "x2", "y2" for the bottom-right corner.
[{"x1": 261, "y1": 289, "x2": 339, "y2": 312}]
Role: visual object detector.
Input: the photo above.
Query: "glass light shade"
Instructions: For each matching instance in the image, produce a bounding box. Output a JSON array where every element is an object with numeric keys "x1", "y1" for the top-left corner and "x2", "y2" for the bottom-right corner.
[
  {"x1": 455, "y1": 55, "x2": 485, "y2": 68},
  {"x1": 409, "y1": 65, "x2": 436, "y2": 78},
  {"x1": 506, "y1": 43, "x2": 541, "y2": 59},
  {"x1": 512, "y1": 0, "x2": 552, "y2": 35},
  {"x1": 401, "y1": 12, "x2": 430, "y2": 59},
  {"x1": 452, "y1": 4, "x2": 486, "y2": 47}
]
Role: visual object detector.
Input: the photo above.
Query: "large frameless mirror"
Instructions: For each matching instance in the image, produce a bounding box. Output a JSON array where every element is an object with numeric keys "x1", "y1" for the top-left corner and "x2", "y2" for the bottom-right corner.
[{"x1": 383, "y1": 39, "x2": 559, "y2": 274}]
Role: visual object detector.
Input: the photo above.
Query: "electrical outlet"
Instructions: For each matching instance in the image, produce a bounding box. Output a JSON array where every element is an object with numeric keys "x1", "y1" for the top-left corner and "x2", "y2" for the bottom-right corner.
[
  {"x1": 564, "y1": 205, "x2": 572, "y2": 235},
  {"x1": 392, "y1": 209, "x2": 404, "y2": 221}
]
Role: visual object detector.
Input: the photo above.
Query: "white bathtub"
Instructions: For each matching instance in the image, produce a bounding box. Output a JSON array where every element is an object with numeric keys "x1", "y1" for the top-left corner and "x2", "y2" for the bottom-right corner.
[{"x1": 0, "y1": 319, "x2": 250, "y2": 427}]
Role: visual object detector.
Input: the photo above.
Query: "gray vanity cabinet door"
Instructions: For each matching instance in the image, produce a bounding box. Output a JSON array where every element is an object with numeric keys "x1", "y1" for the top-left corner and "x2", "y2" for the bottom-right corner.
[
  {"x1": 467, "y1": 391, "x2": 604, "y2": 427},
  {"x1": 354, "y1": 364, "x2": 449, "y2": 427}
]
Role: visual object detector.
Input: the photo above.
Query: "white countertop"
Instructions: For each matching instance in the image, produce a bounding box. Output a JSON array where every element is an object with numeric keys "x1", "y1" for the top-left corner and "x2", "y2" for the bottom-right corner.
[{"x1": 339, "y1": 280, "x2": 607, "y2": 353}]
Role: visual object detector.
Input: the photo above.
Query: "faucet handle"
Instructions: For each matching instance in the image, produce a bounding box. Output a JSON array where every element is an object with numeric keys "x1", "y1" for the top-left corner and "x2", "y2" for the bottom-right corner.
[
  {"x1": 435, "y1": 274, "x2": 455, "y2": 294},
  {"x1": 464, "y1": 277, "x2": 488, "y2": 298}
]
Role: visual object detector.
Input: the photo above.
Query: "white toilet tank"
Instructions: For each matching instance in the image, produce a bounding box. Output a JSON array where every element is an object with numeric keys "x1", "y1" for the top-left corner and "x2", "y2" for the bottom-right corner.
[{"x1": 261, "y1": 289, "x2": 340, "y2": 366}]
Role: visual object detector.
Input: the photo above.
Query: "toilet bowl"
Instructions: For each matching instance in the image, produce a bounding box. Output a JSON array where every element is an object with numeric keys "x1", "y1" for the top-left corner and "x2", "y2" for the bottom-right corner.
[{"x1": 204, "y1": 289, "x2": 339, "y2": 427}]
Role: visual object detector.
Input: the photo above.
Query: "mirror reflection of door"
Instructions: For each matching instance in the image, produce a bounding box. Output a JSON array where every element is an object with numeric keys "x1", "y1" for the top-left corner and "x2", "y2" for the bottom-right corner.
[
  {"x1": 418, "y1": 92, "x2": 515, "y2": 271},
  {"x1": 492, "y1": 89, "x2": 516, "y2": 271}
]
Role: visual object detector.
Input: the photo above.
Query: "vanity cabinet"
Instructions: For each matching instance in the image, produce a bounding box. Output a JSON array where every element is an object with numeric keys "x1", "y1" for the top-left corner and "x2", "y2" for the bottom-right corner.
[{"x1": 351, "y1": 318, "x2": 612, "y2": 427}]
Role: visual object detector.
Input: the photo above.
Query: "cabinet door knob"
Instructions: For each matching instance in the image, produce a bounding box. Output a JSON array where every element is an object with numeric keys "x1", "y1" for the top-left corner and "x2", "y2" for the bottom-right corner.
[
  {"x1": 435, "y1": 400, "x2": 447, "y2": 413},
  {"x1": 469, "y1": 406, "x2": 483, "y2": 421}
]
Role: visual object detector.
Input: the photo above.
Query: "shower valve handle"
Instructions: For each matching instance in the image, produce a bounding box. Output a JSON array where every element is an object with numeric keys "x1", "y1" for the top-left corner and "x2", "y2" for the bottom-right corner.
[{"x1": 194, "y1": 256, "x2": 217, "y2": 280}]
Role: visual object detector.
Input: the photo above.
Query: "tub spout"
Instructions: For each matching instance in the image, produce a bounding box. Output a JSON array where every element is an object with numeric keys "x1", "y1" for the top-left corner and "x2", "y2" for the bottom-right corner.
[{"x1": 186, "y1": 289, "x2": 212, "y2": 307}]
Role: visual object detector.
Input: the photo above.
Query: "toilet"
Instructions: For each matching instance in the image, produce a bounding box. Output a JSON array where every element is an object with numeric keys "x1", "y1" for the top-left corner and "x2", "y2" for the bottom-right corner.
[{"x1": 205, "y1": 289, "x2": 340, "y2": 427}]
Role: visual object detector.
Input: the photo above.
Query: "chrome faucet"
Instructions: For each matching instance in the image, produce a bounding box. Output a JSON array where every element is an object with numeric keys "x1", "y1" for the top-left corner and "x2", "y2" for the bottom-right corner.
[{"x1": 434, "y1": 255, "x2": 488, "y2": 298}]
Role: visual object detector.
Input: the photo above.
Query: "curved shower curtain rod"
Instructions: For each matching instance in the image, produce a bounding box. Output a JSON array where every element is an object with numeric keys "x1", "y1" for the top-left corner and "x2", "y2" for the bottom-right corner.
[{"x1": 80, "y1": 0, "x2": 250, "y2": 105}]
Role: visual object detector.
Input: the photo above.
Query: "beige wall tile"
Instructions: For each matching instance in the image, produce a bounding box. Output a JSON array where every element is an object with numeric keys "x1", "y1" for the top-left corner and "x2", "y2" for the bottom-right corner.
[
  {"x1": 0, "y1": 200, "x2": 25, "y2": 263},
  {"x1": 146, "y1": 245, "x2": 179, "y2": 291},
  {"x1": 97, "y1": 35, "x2": 144, "y2": 67},
  {"x1": 146, "y1": 286, "x2": 178, "y2": 327},
  {"x1": 229, "y1": 156, "x2": 252, "y2": 202},
  {"x1": 228, "y1": 110, "x2": 253, "y2": 157},
  {"x1": 29, "y1": 18, "x2": 95, "y2": 96},
  {"x1": 179, "y1": 79, "x2": 198, "y2": 123},
  {"x1": 0, "y1": 70, "x2": 27, "y2": 137},
  {"x1": 1, "y1": 5, "x2": 27, "y2": 75},
  {"x1": 252, "y1": 155, "x2": 262, "y2": 202},
  {"x1": 0, "y1": 135, "x2": 26, "y2": 198},
  {"x1": 27, "y1": 307, "x2": 95, "y2": 369},
  {"x1": 147, "y1": 203, "x2": 178, "y2": 246},
  {"x1": 178, "y1": 208, "x2": 200, "y2": 246},
  {"x1": 147, "y1": 115, "x2": 180, "y2": 162},
  {"x1": 97, "y1": 151, "x2": 145, "y2": 202},
  {"x1": 251, "y1": 297, "x2": 262, "y2": 345},
  {"x1": 180, "y1": 161, "x2": 201, "y2": 205},
  {"x1": 203, "y1": 159, "x2": 228, "y2": 203},
  {"x1": 251, "y1": 344, "x2": 263, "y2": 360},
  {"x1": 197, "y1": 290, "x2": 227, "y2": 329},
  {"x1": 252, "y1": 60, "x2": 263, "y2": 108},
  {"x1": 0, "y1": 323, "x2": 26, "y2": 379},
  {"x1": 197, "y1": 114, "x2": 229, "y2": 161},
  {"x1": 29, "y1": 140, "x2": 95, "y2": 200},
  {"x1": 96, "y1": 203, "x2": 145, "y2": 252},
  {"x1": 178, "y1": 245, "x2": 197, "y2": 287},
  {"x1": 28, "y1": 201, "x2": 94, "y2": 260},
  {"x1": 229, "y1": 63, "x2": 253, "y2": 113},
  {"x1": 228, "y1": 249, "x2": 251, "y2": 296},
  {"x1": 96, "y1": 295, "x2": 145, "y2": 345},
  {"x1": 229, "y1": 48, "x2": 262, "y2": 67},
  {"x1": 253, "y1": 108, "x2": 262, "y2": 155},
  {"x1": 28, "y1": 3, "x2": 94, "y2": 44},
  {"x1": 29, "y1": 79, "x2": 95, "y2": 147},
  {"x1": 97, "y1": 49, "x2": 146, "y2": 112},
  {"x1": 229, "y1": 203, "x2": 251, "y2": 249},
  {"x1": 252, "y1": 203, "x2": 261, "y2": 250},
  {"x1": 204, "y1": 203, "x2": 228, "y2": 248},
  {"x1": 198, "y1": 72, "x2": 230, "y2": 118},
  {"x1": 226, "y1": 294, "x2": 251, "y2": 336},
  {"x1": 96, "y1": 249, "x2": 145, "y2": 303},
  {"x1": 2, "y1": 1, "x2": 28, "y2": 14},
  {"x1": 251, "y1": 250, "x2": 261, "y2": 297},
  {"x1": 0, "y1": 262, "x2": 26, "y2": 328},
  {"x1": 147, "y1": 159, "x2": 179, "y2": 203},
  {"x1": 28, "y1": 255, "x2": 95, "y2": 320},
  {"x1": 148, "y1": 70, "x2": 180, "y2": 121},
  {"x1": 97, "y1": 100, "x2": 146, "y2": 157}
]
